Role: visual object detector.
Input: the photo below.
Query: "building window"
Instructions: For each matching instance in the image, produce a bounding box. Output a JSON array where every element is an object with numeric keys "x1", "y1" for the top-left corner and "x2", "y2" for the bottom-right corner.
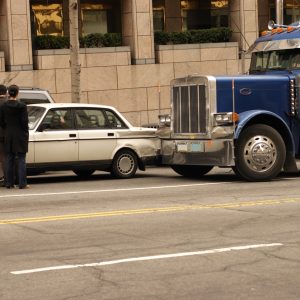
[
  {"x1": 31, "y1": 2, "x2": 63, "y2": 36},
  {"x1": 269, "y1": 0, "x2": 300, "y2": 25},
  {"x1": 153, "y1": 0, "x2": 165, "y2": 32},
  {"x1": 80, "y1": 1, "x2": 121, "y2": 36},
  {"x1": 30, "y1": 1, "x2": 121, "y2": 38},
  {"x1": 181, "y1": 0, "x2": 228, "y2": 30},
  {"x1": 211, "y1": 0, "x2": 229, "y2": 27},
  {"x1": 285, "y1": 0, "x2": 300, "y2": 24},
  {"x1": 81, "y1": 4, "x2": 110, "y2": 35}
]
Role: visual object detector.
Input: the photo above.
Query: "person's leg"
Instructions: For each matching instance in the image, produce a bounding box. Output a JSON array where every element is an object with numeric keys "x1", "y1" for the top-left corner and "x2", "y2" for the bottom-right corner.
[
  {"x1": 5, "y1": 152, "x2": 15, "y2": 188},
  {"x1": 0, "y1": 142, "x2": 5, "y2": 179},
  {"x1": 14, "y1": 156, "x2": 19, "y2": 186},
  {"x1": 0, "y1": 142, "x2": 5, "y2": 187},
  {"x1": 18, "y1": 152, "x2": 27, "y2": 188}
]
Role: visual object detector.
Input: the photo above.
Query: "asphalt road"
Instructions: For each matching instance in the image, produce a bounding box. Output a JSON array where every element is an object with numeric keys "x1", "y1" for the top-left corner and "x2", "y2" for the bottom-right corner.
[{"x1": 0, "y1": 167, "x2": 300, "y2": 300}]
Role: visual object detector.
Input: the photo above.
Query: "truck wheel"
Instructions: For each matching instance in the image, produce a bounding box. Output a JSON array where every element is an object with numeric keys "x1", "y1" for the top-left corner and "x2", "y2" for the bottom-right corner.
[
  {"x1": 234, "y1": 124, "x2": 286, "y2": 181},
  {"x1": 111, "y1": 149, "x2": 138, "y2": 179},
  {"x1": 171, "y1": 165, "x2": 213, "y2": 177}
]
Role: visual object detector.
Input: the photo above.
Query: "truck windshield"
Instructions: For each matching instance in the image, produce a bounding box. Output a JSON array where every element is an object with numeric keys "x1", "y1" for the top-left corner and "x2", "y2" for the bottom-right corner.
[{"x1": 250, "y1": 49, "x2": 300, "y2": 73}]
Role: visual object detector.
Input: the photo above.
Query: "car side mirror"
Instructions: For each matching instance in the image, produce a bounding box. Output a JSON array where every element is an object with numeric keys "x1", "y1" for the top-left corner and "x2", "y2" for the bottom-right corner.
[{"x1": 37, "y1": 123, "x2": 49, "y2": 132}]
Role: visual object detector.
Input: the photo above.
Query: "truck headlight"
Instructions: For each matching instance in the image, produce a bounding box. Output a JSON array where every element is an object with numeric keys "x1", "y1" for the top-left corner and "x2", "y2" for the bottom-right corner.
[
  {"x1": 159, "y1": 114, "x2": 171, "y2": 127},
  {"x1": 214, "y1": 112, "x2": 239, "y2": 125}
]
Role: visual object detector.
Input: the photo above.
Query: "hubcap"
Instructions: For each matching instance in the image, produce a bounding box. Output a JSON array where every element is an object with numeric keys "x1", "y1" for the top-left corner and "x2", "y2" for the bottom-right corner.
[
  {"x1": 243, "y1": 135, "x2": 277, "y2": 172},
  {"x1": 117, "y1": 154, "x2": 134, "y2": 174}
]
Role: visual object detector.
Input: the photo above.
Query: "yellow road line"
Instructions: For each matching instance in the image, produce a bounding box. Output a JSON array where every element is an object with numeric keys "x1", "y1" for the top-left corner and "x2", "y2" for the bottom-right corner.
[{"x1": 0, "y1": 197, "x2": 299, "y2": 225}]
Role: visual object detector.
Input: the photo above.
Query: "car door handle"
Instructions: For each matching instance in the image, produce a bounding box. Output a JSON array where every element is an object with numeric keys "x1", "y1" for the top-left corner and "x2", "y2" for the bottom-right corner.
[
  {"x1": 107, "y1": 132, "x2": 114, "y2": 136},
  {"x1": 69, "y1": 134, "x2": 77, "y2": 138}
]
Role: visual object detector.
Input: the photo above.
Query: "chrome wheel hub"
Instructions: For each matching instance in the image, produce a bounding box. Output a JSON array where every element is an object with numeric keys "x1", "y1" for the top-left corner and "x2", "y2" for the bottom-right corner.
[
  {"x1": 243, "y1": 135, "x2": 277, "y2": 172},
  {"x1": 118, "y1": 154, "x2": 134, "y2": 174}
]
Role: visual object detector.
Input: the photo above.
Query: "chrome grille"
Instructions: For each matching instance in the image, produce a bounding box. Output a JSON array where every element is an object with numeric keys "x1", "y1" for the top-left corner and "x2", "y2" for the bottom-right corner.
[{"x1": 172, "y1": 84, "x2": 207, "y2": 134}]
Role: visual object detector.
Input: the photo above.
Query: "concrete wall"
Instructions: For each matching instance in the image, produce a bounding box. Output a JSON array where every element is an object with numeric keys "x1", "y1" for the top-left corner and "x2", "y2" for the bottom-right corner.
[
  {"x1": 0, "y1": 52, "x2": 4, "y2": 72},
  {"x1": 122, "y1": 0, "x2": 155, "y2": 65},
  {"x1": 0, "y1": 43, "x2": 241, "y2": 126},
  {"x1": 230, "y1": 0, "x2": 259, "y2": 53},
  {"x1": 0, "y1": 0, "x2": 33, "y2": 71},
  {"x1": 156, "y1": 43, "x2": 239, "y2": 76}
]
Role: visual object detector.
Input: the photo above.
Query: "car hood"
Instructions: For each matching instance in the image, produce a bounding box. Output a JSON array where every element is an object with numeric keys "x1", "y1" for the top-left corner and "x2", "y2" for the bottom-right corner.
[
  {"x1": 118, "y1": 127, "x2": 158, "y2": 138},
  {"x1": 131, "y1": 126, "x2": 157, "y2": 132}
]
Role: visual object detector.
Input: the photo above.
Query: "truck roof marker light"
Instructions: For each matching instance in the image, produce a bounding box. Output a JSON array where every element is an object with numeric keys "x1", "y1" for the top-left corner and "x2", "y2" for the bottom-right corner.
[
  {"x1": 261, "y1": 31, "x2": 271, "y2": 36},
  {"x1": 287, "y1": 26, "x2": 296, "y2": 32}
]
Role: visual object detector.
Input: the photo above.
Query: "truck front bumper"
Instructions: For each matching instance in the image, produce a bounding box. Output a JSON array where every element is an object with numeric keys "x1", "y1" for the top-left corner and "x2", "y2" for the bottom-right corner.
[{"x1": 161, "y1": 139, "x2": 235, "y2": 166}]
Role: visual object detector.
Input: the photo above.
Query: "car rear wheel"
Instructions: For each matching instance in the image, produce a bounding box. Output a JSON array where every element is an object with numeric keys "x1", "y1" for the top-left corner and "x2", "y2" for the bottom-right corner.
[
  {"x1": 171, "y1": 165, "x2": 213, "y2": 177},
  {"x1": 234, "y1": 124, "x2": 286, "y2": 181},
  {"x1": 111, "y1": 149, "x2": 138, "y2": 179},
  {"x1": 73, "y1": 169, "x2": 95, "y2": 178}
]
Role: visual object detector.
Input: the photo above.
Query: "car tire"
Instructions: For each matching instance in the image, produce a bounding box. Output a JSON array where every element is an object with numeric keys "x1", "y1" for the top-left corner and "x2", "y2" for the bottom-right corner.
[
  {"x1": 111, "y1": 149, "x2": 138, "y2": 179},
  {"x1": 171, "y1": 165, "x2": 213, "y2": 177},
  {"x1": 73, "y1": 169, "x2": 95, "y2": 178},
  {"x1": 234, "y1": 124, "x2": 286, "y2": 181}
]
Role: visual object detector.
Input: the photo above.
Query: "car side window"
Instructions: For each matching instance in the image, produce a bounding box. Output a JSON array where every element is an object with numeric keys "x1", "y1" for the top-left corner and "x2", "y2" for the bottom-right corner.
[
  {"x1": 74, "y1": 108, "x2": 108, "y2": 129},
  {"x1": 40, "y1": 109, "x2": 74, "y2": 130},
  {"x1": 104, "y1": 110, "x2": 127, "y2": 129}
]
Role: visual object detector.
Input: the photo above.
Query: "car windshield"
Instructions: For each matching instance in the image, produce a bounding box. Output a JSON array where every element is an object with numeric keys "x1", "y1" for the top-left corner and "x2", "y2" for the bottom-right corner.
[
  {"x1": 250, "y1": 49, "x2": 300, "y2": 73},
  {"x1": 27, "y1": 106, "x2": 46, "y2": 129}
]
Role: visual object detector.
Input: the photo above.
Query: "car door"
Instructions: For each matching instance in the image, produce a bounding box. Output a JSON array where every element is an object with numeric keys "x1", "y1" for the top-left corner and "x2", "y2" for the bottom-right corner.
[
  {"x1": 32, "y1": 108, "x2": 78, "y2": 163},
  {"x1": 75, "y1": 108, "x2": 119, "y2": 162}
]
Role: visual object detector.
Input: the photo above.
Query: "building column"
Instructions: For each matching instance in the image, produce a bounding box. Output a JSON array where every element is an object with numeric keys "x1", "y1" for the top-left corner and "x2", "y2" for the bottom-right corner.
[
  {"x1": 230, "y1": 0, "x2": 259, "y2": 53},
  {"x1": 122, "y1": 0, "x2": 155, "y2": 65},
  {"x1": 0, "y1": 0, "x2": 33, "y2": 71}
]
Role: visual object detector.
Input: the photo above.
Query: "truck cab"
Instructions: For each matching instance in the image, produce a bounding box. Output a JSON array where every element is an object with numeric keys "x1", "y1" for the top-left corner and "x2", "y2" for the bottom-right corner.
[{"x1": 158, "y1": 22, "x2": 300, "y2": 181}]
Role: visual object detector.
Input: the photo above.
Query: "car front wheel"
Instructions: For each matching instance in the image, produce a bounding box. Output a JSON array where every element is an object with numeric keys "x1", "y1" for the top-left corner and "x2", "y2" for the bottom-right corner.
[{"x1": 111, "y1": 149, "x2": 138, "y2": 179}]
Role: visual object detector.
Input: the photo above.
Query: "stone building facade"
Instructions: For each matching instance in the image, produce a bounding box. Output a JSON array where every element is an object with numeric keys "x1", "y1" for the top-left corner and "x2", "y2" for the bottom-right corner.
[{"x1": 0, "y1": 1, "x2": 295, "y2": 125}]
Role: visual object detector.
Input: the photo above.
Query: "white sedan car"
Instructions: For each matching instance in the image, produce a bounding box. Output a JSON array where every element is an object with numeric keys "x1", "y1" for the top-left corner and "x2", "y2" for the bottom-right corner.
[{"x1": 27, "y1": 103, "x2": 161, "y2": 178}]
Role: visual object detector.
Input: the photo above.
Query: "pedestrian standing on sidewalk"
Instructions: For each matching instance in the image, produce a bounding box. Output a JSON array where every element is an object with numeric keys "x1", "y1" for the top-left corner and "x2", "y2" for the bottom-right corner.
[
  {"x1": 0, "y1": 84, "x2": 29, "y2": 189},
  {"x1": 0, "y1": 84, "x2": 7, "y2": 186}
]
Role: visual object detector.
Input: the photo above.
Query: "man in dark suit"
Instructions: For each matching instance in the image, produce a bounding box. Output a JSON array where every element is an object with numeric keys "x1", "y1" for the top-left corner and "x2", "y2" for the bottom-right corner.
[
  {"x1": 0, "y1": 84, "x2": 7, "y2": 185},
  {"x1": 0, "y1": 85, "x2": 29, "y2": 189}
]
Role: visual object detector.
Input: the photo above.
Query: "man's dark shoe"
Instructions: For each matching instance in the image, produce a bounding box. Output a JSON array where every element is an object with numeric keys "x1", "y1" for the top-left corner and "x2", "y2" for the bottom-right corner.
[
  {"x1": 0, "y1": 177, "x2": 6, "y2": 187},
  {"x1": 19, "y1": 185, "x2": 30, "y2": 189}
]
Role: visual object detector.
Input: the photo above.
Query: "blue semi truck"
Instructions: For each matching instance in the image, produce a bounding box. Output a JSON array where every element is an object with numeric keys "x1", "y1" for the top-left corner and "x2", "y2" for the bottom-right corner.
[{"x1": 158, "y1": 21, "x2": 300, "y2": 181}]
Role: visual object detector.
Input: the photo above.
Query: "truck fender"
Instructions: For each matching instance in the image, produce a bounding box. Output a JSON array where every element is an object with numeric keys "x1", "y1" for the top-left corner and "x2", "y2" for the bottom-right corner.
[
  {"x1": 234, "y1": 110, "x2": 297, "y2": 172},
  {"x1": 234, "y1": 110, "x2": 292, "y2": 144}
]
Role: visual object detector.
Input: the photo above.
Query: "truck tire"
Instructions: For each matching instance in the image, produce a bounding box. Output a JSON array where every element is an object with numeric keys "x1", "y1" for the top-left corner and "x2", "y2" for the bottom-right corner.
[
  {"x1": 234, "y1": 124, "x2": 286, "y2": 181},
  {"x1": 171, "y1": 165, "x2": 213, "y2": 177},
  {"x1": 111, "y1": 149, "x2": 138, "y2": 179}
]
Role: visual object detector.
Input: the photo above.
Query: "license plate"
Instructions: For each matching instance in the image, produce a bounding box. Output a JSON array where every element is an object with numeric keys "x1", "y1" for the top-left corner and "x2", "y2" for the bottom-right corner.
[
  {"x1": 177, "y1": 143, "x2": 188, "y2": 152},
  {"x1": 190, "y1": 142, "x2": 204, "y2": 152}
]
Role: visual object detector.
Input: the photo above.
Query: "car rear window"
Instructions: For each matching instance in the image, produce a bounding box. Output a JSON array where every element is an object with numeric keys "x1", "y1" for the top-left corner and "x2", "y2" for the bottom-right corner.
[{"x1": 19, "y1": 92, "x2": 51, "y2": 105}]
